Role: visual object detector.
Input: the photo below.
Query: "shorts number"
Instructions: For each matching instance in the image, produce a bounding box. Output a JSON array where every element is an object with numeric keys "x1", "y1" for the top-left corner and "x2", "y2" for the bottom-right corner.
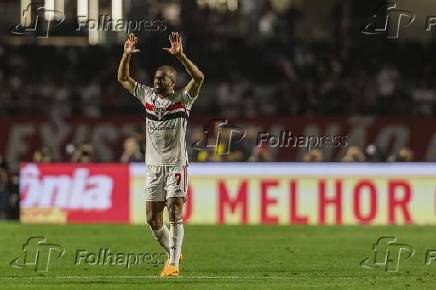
[{"x1": 175, "y1": 173, "x2": 181, "y2": 185}]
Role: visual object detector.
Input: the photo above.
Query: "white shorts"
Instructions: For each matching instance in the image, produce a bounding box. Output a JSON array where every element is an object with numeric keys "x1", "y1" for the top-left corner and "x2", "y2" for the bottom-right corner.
[{"x1": 145, "y1": 165, "x2": 188, "y2": 202}]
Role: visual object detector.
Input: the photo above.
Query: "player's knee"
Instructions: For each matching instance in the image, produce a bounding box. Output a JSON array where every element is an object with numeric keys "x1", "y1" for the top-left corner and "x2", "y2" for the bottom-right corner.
[
  {"x1": 146, "y1": 213, "x2": 162, "y2": 230},
  {"x1": 167, "y1": 203, "x2": 182, "y2": 222}
]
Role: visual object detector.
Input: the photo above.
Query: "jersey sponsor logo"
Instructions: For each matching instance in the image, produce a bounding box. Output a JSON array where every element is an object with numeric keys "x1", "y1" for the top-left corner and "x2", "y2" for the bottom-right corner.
[
  {"x1": 20, "y1": 164, "x2": 113, "y2": 210},
  {"x1": 147, "y1": 121, "x2": 176, "y2": 134}
]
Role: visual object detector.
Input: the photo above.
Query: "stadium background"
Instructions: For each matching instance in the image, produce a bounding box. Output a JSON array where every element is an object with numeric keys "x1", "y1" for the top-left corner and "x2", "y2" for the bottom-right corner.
[
  {"x1": 1, "y1": 0, "x2": 435, "y2": 222},
  {"x1": 1, "y1": 1, "x2": 436, "y2": 288}
]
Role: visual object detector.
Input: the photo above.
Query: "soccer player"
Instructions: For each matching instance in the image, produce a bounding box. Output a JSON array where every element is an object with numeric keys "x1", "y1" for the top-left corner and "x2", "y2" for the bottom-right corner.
[{"x1": 117, "y1": 32, "x2": 204, "y2": 276}]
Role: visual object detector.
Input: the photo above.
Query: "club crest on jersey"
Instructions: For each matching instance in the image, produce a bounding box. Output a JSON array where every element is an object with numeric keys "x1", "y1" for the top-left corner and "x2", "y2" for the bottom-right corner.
[{"x1": 154, "y1": 106, "x2": 166, "y2": 120}]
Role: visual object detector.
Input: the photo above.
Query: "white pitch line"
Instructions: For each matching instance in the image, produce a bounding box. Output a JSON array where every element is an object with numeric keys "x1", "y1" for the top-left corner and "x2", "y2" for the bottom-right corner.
[{"x1": 0, "y1": 276, "x2": 368, "y2": 280}]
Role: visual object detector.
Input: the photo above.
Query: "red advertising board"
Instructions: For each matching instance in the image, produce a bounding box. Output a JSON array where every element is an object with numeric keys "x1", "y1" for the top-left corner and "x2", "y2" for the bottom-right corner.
[
  {"x1": 20, "y1": 163, "x2": 130, "y2": 223},
  {"x1": 19, "y1": 162, "x2": 436, "y2": 225}
]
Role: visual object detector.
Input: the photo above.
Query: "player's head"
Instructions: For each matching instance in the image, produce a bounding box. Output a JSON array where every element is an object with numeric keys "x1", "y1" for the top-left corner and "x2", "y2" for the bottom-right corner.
[{"x1": 154, "y1": 65, "x2": 177, "y2": 95}]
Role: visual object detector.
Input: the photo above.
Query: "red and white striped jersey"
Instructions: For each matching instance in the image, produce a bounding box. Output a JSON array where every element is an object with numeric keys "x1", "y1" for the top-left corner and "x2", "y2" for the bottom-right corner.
[{"x1": 131, "y1": 82, "x2": 197, "y2": 166}]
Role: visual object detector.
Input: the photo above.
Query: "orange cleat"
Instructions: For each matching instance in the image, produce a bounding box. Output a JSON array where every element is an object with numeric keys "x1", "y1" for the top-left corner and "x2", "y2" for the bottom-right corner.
[
  {"x1": 160, "y1": 253, "x2": 183, "y2": 276},
  {"x1": 160, "y1": 263, "x2": 179, "y2": 277}
]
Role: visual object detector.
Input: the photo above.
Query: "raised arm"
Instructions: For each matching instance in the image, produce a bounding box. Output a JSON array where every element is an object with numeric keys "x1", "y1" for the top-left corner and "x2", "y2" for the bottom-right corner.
[
  {"x1": 117, "y1": 33, "x2": 138, "y2": 92},
  {"x1": 163, "y1": 32, "x2": 204, "y2": 97}
]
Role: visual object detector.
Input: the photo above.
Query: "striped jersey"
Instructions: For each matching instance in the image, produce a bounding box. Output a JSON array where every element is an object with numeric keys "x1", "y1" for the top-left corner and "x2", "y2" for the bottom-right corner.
[{"x1": 131, "y1": 82, "x2": 197, "y2": 166}]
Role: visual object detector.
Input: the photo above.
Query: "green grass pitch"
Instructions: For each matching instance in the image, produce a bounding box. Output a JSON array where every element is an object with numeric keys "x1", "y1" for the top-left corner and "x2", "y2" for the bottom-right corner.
[{"x1": 1, "y1": 222, "x2": 436, "y2": 289}]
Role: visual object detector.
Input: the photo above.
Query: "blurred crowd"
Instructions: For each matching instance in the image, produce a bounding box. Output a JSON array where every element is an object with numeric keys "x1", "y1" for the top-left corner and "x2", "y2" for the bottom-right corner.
[
  {"x1": 0, "y1": 155, "x2": 19, "y2": 220},
  {"x1": 1, "y1": 0, "x2": 436, "y2": 117},
  {"x1": 1, "y1": 41, "x2": 436, "y2": 118},
  {"x1": 28, "y1": 133, "x2": 415, "y2": 164}
]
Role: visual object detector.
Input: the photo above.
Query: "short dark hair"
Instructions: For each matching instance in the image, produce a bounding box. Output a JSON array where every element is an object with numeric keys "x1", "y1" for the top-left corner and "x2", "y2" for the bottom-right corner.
[{"x1": 157, "y1": 65, "x2": 177, "y2": 83}]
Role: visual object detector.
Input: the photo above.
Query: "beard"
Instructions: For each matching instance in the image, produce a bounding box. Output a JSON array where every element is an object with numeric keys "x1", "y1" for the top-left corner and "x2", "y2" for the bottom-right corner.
[{"x1": 154, "y1": 85, "x2": 164, "y2": 94}]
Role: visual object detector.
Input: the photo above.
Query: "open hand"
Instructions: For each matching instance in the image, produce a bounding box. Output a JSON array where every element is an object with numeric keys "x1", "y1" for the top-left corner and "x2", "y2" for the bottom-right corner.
[
  {"x1": 163, "y1": 32, "x2": 183, "y2": 57},
  {"x1": 124, "y1": 33, "x2": 138, "y2": 55}
]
